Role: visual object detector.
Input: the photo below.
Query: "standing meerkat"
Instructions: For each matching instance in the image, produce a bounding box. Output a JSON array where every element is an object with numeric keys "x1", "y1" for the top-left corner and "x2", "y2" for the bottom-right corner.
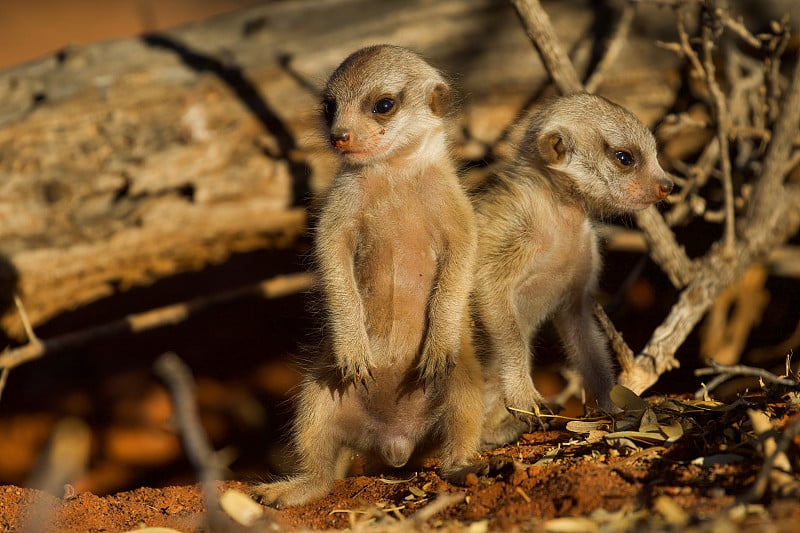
[
  {"x1": 253, "y1": 45, "x2": 484, "y2": 508},
  {"x1": 472, "y1": 93, "x2": 674, "y2": 447}
]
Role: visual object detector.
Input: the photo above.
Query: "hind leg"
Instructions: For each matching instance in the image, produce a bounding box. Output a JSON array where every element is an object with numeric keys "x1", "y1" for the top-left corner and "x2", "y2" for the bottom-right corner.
[
  {"x1": 437, "y1": 334, "x2": 486, "y2": 482},
  {"x1": 552, "y1": 294, "x2": 617, "y2": 413},
  {"x1": 253, "y1": 378, "x2": 350, "y2": 508}
]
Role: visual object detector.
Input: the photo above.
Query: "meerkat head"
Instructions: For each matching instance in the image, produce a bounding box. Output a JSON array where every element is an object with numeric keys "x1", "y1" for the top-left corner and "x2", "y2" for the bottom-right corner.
[
  {"x1": 321, "y1": 45, "x2": 451, "y2": 166},
  {"x1": 522, "y1": 93, "x2": 673, "y2": 214}
]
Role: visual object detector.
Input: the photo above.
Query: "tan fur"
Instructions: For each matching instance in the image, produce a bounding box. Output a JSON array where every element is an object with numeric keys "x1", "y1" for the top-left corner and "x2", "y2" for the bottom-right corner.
[
  {"x1": 253, "y1": 45, "x2": 484, "y2": 508},
  {"x1": 472, "y1": 94, "x2": 673, "y2": 447}
]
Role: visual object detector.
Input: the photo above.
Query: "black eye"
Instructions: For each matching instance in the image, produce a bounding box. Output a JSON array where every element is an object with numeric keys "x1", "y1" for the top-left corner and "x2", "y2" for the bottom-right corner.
[
  {"x1": 614, "y1": 150, "x2": 635, "y2": 167},
  {"x1": 373, "y1": 98, "x2": 395, "y2": 114},
  {"x1": 322, "y1": 99, "x2": 336, "y2": 122}
]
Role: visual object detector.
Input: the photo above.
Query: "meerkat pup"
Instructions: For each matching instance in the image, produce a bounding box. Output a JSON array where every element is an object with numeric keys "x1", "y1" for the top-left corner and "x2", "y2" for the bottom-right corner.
[
  {"x1": 253, "y1": 45, "x2": 484, "y2": 508},
  {"x1": 472, "y1": 93, "x2": 673, "y2": 447}
]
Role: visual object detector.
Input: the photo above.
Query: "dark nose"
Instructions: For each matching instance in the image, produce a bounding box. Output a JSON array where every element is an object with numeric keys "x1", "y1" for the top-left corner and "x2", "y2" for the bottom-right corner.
[
  {"x1": 657, "y1": 177, "x2": 674, "y2": 199},
  {"x1": 330, "y1": 129, "x2": 350, "y2": 150}
]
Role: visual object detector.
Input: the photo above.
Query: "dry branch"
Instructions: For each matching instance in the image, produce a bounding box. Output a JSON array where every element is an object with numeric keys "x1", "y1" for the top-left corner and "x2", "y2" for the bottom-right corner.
[
  {"x1": 624, "y1": 44, "x2": 800, "y2": 391},
  {"x1": 699, "y1": 8, "x2": 736, "y2": 255},
  {"x1": 693, "y1": 360, "x2": 800, "y2": 398},
  {"x1": 584, "y1": 5, "x2": 635, "y2": 94},
  {"x1": 743, "y1": 409, "x2": 800, "y2": 502},
  {"x1": 154, "y1": 352, "x2": 226, "y2": 529},
  {"x1": 633, "y1": 207, "x2": 695, "y2": 288},
  {"x1": 510, "y1": 0, "x2": 583, "y2": 94}
]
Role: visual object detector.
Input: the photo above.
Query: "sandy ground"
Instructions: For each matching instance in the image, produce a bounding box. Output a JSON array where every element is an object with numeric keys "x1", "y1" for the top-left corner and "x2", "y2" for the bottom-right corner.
[{"x1": 1, "y1": 396, "x2": 799, "y2": 532}]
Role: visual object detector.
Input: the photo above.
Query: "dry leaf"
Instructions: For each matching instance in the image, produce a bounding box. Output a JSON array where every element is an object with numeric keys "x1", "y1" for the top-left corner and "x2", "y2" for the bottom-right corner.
[
  {"x1": 566, "y1": 420, "x2": 607, "y2": 434},
  {"x1": 586, "y1": 429, "x2": 608, "y2": 444},
  {"x1": 605, "y1": 430, "x2": 667, "y2": 443},
  {"x1": 409, "y1": 485, "x2": 427, "y2": 498},
  {"x1": 639, "y1": 408, "x2": 659, "y2": 431},
  {"x1": 661, "y1": 420, "x2": 684, "y2": 443},
  {"x1": 610, "y1": 385, "x2": 648, "y2": 412}
]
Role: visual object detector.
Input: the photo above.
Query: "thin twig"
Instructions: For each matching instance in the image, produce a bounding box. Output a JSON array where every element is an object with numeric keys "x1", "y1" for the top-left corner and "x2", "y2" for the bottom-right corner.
[
  {"x1": 594, "y1": 302, "x2": 636, "y2": 373},
  {"x1": 0, "y1": 295, "x2": 42, "y2": 400},
  {"x1": 634, "y1": 207, "x2": 695, "y2": 288},
  {"x1": 748, "y1": 51, "x2": 800, "y2": 221},
  {"x1": 689, "y1": 137, "x2": 721, "y2": 189},
  {"x1": 509, "y1": 0, "x2": 583, "y2": 95},
  {"x1": 763, "y1": 16, "x2": 791, "y2": 125},
  {"x1": 782, "y1": 148, "x2": 800, "y2": 179},
  {"x1": 0, "y1": 368, "x2": 8, "y2": 403},
  {"x1": 584, "y1": 4, "x2": 635, "y2": 93},
  {"x1": 741, "y1": 410, "x2": 800, "y2": 502},
  {"x1": 154, "y1": 352, "x2": 227, "y2": 529},
  {"x1": 0, "y1": 272, "x2": 316, "y2": 372},
  {"x1": 700, "y1": 3, "x2": 736, "y2": 256},
  {"x1": 714, "y1": 7, "x2": 761, "y2": 49},
  {"x1": 727, "y1": 50, "x2": 764, "y2": 170},
  {"x1": 676, "y1": 7, "x2": 705, "y2": 79},
  {"x1": 409, "y1": 492, "x2": 466, "y2": 526},
  {"x1": 14, "y1": 294, "x2": 39, "y2": 343},
  {"x1": 693, "y1": 372, "x2": 733, "y2": 398},
  {"x1": 694, "y1": 360, "x2": 800, "y2": 388}
]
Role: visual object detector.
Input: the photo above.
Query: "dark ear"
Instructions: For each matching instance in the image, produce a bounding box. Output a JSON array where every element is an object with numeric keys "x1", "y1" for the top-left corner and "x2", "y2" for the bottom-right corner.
[
  {"x1": 538, "y1": 131, "x2": 569, "y2": 165},
  {"x1": 428, "y1": 82, "x2": 451, "y2": 117}
]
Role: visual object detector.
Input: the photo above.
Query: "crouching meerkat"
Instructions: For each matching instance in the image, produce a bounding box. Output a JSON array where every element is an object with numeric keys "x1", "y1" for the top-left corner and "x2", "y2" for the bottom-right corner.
[
  {"x1": 253, "y1": 45, "x2": 485, "y2": 508},
  {"x1": 472, "y1": 93, "x2": 674, "y2": 447}
]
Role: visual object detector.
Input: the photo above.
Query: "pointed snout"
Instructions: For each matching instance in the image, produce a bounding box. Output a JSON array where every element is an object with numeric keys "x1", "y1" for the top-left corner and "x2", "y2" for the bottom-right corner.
[
  {"x1": 656, "y1": 174, "x2": 674, "y2": 200},
  {"x1": 330, "y1": 127, "x2": 351, "y2": 150}
]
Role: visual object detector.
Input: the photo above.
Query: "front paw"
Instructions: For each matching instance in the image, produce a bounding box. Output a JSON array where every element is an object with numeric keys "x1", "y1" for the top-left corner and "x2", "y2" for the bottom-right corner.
[
  {"x1": 504, "y1": 380, "x2": 545, "y2": 420},
  {"x1": 336, "y1": 350, "x2": 375, "y2": 384},
  {"x1": 417, "y1": 347, "x2": 455, "y2": 386}
]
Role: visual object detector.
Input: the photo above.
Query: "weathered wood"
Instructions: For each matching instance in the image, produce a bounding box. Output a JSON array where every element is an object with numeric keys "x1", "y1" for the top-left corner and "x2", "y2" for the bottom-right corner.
[{"x1": 0, "y1": 0, "x2": 681, "y2": 334}]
